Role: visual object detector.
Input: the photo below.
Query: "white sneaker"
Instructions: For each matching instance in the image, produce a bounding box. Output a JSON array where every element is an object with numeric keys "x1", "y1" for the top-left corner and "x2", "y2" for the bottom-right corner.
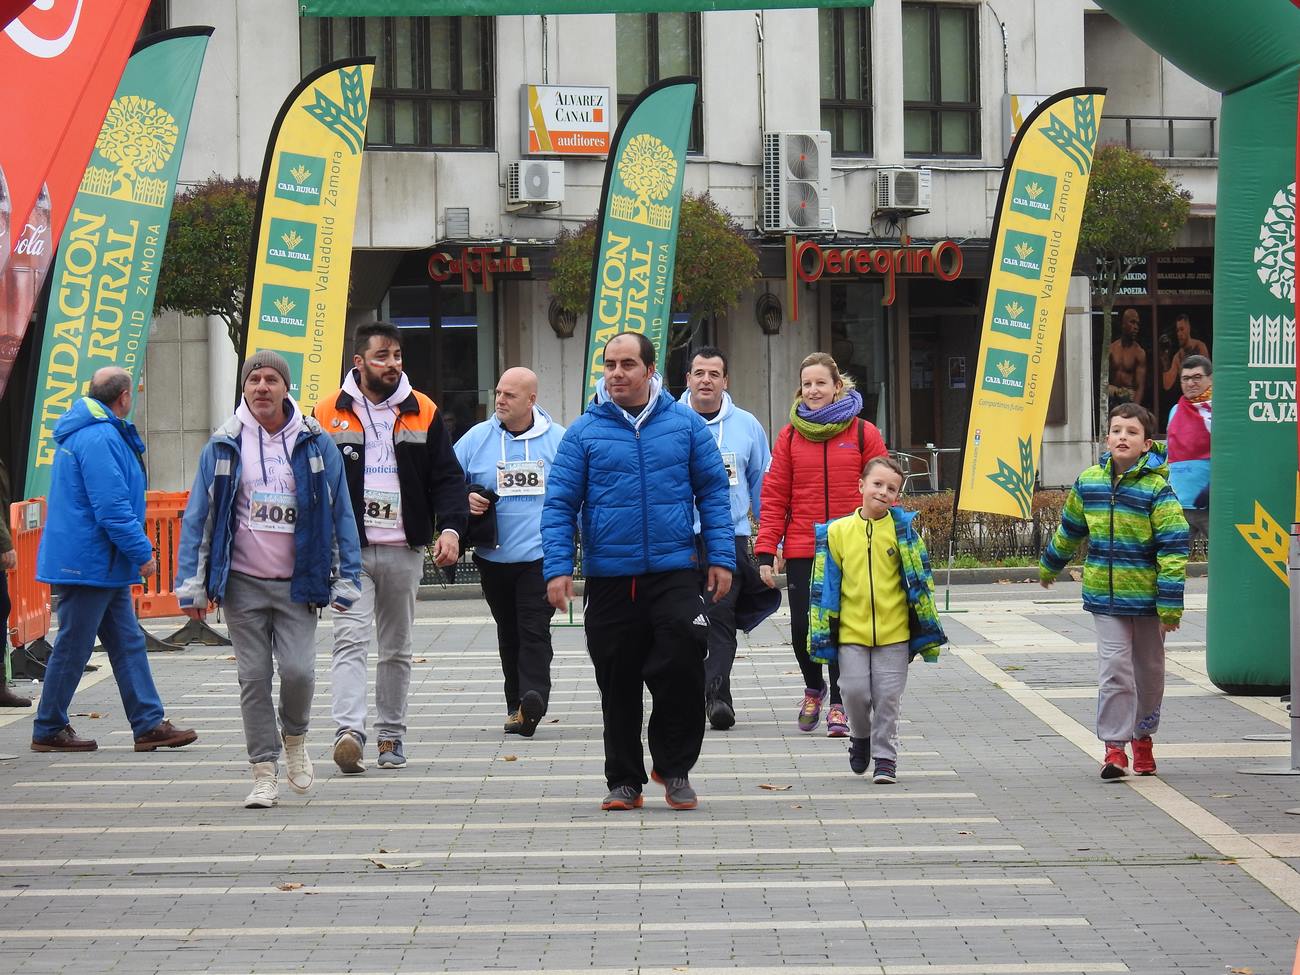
[
  {"x1": 245, "y1": 762, "x2": 278, "y2": 808},
  {"x1": 283, "y1": 733, "x2": 314, "y2": 794}
]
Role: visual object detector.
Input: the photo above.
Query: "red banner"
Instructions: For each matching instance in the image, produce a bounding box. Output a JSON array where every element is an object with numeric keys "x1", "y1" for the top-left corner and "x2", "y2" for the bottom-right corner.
[
  {"x1": 0, "y1": 1, "x2": 33, "y2": 31},
  {"x1": 0, "y1": 0, "x2": 150, "y2": 259}
]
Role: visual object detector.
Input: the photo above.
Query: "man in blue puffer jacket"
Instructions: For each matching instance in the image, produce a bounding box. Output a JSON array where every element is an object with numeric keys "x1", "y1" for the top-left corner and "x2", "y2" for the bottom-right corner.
[
  {"x1": 543, "y1": 332, "x2": 734, "y2": 812},
  {"x1": 32, "y1": 367, "x2": 197, "y2": 755}
]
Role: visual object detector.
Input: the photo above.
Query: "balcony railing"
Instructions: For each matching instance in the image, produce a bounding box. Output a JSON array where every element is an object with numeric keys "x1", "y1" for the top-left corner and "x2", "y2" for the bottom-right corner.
[{"x1": 1098, "y1": 114, "x2": 1217, "y2": 159}]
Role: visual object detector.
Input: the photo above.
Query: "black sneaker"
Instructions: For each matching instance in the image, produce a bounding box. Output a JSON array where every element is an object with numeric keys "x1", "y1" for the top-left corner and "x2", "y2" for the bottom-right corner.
[
  {"x1": 518, "y1": 690, "x2": 544, "y2": 738},
  {"x1": 872, "y1": 758, "x2": 897, "y2": 785},
  {"x1": 848, "y1": 737, "x2": 869, "y2": 775},
  {"x1": 650, "y1": 769, "x2": 698, "y2": 810},
  {"x1": 601, "y1": 784, "x2": 644, "y2": 810},
  {"x1": 707, "y1": 697, "x2": 735, "y2": 731}
]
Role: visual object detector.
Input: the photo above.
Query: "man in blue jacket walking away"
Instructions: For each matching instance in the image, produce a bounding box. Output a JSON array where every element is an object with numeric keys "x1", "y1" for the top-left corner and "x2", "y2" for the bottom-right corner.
[
  {"x1": 543, "y1": 332, "x2": 735, "y2": 811},
  {"x1": 31, "y1": 367, "x2": 197, "y2": 754}
]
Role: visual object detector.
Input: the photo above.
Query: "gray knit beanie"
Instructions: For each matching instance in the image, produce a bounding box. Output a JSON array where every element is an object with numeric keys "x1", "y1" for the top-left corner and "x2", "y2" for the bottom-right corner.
[{"x1": 240, "y1": 349, "x2": 292, "y2": 389}]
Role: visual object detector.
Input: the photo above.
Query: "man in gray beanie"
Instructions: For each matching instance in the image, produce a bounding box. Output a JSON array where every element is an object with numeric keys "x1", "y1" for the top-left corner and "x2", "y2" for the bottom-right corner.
[{"x1": 176, "y1": 349, "x2": 361, "y2": 809}]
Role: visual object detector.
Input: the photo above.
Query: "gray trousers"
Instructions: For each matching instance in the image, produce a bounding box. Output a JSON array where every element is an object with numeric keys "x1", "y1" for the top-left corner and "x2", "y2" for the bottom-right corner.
[
  {"x1": 836, "y1": 642, "x2": 910, "y2": 762},
  {"x1": 331, "y1": 544, "x2": 425, "y2": 743},
  {"x1": 1093, "y1": 613, "x2": 1165, "y2": 745},
  {"x1": 224, "y1": 571, "x2": 320, "y2": 765}
]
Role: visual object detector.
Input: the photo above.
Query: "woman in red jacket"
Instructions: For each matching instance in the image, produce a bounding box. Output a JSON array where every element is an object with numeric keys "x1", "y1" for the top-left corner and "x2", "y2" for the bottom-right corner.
[{"x1": 756, "y1": 352, "x2": 887, "y2": 735}]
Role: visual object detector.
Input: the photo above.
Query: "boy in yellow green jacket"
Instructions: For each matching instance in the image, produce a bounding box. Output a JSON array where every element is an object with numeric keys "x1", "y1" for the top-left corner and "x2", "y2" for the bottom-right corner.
[{"x1": 809, "y1": 457, "x2": 946, "y2": 783}]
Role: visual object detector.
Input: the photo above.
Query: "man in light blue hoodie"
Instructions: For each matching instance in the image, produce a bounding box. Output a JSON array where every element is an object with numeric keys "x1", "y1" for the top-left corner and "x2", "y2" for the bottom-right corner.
[
  {"x1": 455, "y1": 367, "x2": 565, "y2": 737},
  {"x1": 681, "y1": 347, "x2": 772, "y2": 730}
]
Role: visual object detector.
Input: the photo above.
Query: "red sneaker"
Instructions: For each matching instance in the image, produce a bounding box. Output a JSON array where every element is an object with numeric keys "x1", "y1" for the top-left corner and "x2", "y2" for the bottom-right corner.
[
  {"x1": 1132, "y1": 737, "x2": 1156, "y2": 775},
  {"x1": 1101, "y1": 744, "x2": 1128, "y2": 780}
]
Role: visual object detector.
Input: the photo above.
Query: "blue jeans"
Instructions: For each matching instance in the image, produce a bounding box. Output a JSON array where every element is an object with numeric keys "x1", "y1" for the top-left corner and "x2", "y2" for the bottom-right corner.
[{"x1": 33, "y1": 585, "x2": 164, "y2": 739}]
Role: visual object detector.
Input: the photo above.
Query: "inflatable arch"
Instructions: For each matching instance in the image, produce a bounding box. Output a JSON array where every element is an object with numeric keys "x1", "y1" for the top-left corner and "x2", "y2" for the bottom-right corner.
[{"x1": 1094, "y1": 1, "x2": 1300, "y2": 694}]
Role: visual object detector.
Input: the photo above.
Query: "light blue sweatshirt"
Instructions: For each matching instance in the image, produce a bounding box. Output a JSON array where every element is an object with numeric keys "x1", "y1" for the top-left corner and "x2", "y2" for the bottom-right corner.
[
  {"x1": 678, "y1": 389, "x2": 770, "y2": 536},
  {"x1": 453, "y1": 405, "x2": 565, "y2": 563}
]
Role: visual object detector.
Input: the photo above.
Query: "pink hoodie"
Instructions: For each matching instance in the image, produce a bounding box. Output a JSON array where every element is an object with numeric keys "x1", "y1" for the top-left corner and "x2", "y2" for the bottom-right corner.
[{"x1": 230, "y1": 397, "x2": 303, "y2": 579}]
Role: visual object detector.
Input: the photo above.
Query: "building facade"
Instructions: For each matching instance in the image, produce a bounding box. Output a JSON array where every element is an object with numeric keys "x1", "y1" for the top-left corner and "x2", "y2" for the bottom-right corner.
[{"x1": 135, "y1": 0, "x2": 1220, "y2": 491}]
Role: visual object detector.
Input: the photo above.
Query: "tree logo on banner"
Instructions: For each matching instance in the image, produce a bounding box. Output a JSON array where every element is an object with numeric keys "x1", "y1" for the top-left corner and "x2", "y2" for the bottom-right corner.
[
  {"x1": 303, "y1": 65, "x2": 369, "y2": 154},
  {"x1": 1254, "y1": 182, "x2": 1294, "y2": 303},
  {"x1": 80, "y1": 95, "x2": 178, "y2": 206},
  {"x1": 1237, "y1": 183, "x2": 1298, "y2": 585},
  {"x1": 611, "y1": 133, "x2": 677, "y2": 230}
]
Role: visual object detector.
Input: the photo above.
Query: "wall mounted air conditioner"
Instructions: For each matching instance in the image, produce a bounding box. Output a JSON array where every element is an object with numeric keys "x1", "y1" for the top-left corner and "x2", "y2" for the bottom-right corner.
[
  {"x1": 761, "y1": 130, "x2": 834, "y2": 233},
  {"x1": 875, "y1": 167, "x2": 932, "y2": 214},
  {"x1": 507, "y1": 160, "x2": 565, "y2": 205}
]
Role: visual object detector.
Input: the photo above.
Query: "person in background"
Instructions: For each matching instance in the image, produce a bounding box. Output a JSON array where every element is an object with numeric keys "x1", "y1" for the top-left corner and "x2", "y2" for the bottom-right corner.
[
  {"x1": 453, "y1": 367, "x2": 564, "y2": 738},
  {"x1": 680, "y1": 346, "x2": 772, "y2": 731},
  {"x1": 1165, "y1": 354, "x2": 1212, "y2": 547},
  {"x1": 0, "y1": 459, "x2": 28, "y2": 708},
  {"x1": 755, "y1": 352, "x2": 887, "y2": 738}
]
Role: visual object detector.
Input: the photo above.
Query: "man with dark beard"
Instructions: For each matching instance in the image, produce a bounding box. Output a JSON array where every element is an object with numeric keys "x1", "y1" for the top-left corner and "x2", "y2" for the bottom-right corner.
[{"x1": 315, "y1": 322, "x2": 467, "y2": 772}]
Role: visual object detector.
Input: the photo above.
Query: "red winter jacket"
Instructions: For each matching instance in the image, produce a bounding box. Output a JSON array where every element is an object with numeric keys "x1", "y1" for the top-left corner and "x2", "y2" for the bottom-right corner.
[{"x1": 755, "y1": 418, "x2": 888, "y2": 561}]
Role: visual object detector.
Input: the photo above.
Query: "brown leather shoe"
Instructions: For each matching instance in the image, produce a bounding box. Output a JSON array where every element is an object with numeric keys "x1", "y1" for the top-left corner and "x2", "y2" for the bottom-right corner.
[
  {"x1": 0, "y1": 685, "x2": 31, "y2": 708},
  {"x1": 31, "y1": 725, "x2": 97, "y2": 752},
  {"x1": 503, "y1": 709, "x2": 523, "y2": 734},
  {"x1": 133, "y1": 720, "x2": 197, "y2": 752}
]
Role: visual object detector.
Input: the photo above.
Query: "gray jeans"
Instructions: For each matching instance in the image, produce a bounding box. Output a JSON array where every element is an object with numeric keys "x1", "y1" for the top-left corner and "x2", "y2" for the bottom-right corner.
[
  {"x1": 836, "y1": 642, "x2": 910, "y2": 762},
  {"x1": 1093, "y1": 613, "x2": 1165, "y2": 745},
  {"x1": 331, "y1": 544, "x2": 425, "y2": 743},
  {"x1": 224, "y1": 572, "x2": 319, "y2": 765}
]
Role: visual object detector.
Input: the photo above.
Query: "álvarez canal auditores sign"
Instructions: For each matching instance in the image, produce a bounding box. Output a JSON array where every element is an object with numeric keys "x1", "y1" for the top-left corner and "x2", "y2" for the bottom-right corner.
[{"x1": 785, "y1": 234, "x2": 963, "y2": 316}]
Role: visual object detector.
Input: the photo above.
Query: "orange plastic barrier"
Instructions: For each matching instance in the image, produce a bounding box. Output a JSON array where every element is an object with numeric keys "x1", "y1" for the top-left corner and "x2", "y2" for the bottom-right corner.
[
  {"x1": 133, "y1": 490, "x2": 191, "y2": 620},
  {"x1": 7, "y1": 498, "x2": 51, "y2": 649}
]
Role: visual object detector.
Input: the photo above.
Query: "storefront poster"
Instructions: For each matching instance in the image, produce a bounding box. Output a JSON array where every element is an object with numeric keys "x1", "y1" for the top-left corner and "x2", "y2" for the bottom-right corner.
[
  {"x1": 958, "y1": 88, "x2": 1105, "y2": 519},
  {"x1": 581, "y1": 77, "x2": 696, "y2": 407},
  {"x1": 25, "y1": 28, "x2": 212, "y2": 499},
  {"x1": 240, "y1": 58, "x2": 374, "y2": 412}
]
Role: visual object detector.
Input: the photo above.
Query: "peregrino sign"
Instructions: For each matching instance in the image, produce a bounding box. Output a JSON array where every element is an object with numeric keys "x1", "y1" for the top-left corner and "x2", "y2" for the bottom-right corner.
[{"x1": 785, "y1": 235, "x2": 964, "y2": 314}]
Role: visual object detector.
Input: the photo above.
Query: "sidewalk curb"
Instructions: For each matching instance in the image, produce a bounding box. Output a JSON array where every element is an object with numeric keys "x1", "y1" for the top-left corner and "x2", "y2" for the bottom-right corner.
[{"x1": 415, "y1": 562, "x2": 1209, "y2": 600}]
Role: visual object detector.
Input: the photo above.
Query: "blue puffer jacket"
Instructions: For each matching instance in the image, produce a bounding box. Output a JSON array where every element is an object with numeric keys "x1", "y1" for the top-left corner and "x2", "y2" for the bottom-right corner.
[
  {"x1": 541, "y1": 377, "x2": 736, "y2": 579},
  {"x1": 175, "y1": 408, "x2": 362, "y2": 609},
  {"x1": 37, "y1": 397, "x2": 154, "y2": 588}
]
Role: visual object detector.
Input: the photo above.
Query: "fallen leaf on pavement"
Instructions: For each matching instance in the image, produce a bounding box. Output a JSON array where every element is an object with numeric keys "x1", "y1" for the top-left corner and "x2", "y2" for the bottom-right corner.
[
  {"x1": 957, "y1": 831, "x2": 973, "y2": 836},
  {"x1": 759, "y1": 783, "x2": 791, "y2": 791},
  {"x1": 72, "y1": 712, "x2": 103, "y2": 719},
  {"x1": 413, "y1": 657, "x2": 428, "y2": 664},
  {"x1": 367, "y1": 858, "x2": 423, "y2": 870},
  {"x1": 225, "y1": 655, "x2": 236, "y2": 661},
  {"x1": 378, "y1": 847, "x2": 399, "y2": 854},
  {"x1": 1229, "y1": 968, "x2": 1254, "y2": 974},
  {"x1": 1212, "y1": 793, "x2": 1237, "y2": 799},
  {"x1": 1001, "y1": 665, "x2": 1024, "y2": 672},
  {"x1": 791, "y1": 804, "x2": 803, "y2": 810},
  {"x1": 502, "y1": 754, "x2": 518, "y2": 762},
  {"x1": 548, "y1": 718, "x2": 560, "y2": 724},
  {"x1": 275, "y1": 882, "x2": 304, "y2": 891}
]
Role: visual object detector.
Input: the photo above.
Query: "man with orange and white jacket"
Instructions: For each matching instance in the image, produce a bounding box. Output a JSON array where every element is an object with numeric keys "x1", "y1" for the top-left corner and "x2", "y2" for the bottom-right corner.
[{"x1": 314, "y1": 321, "x2": 468, "y2": 773}]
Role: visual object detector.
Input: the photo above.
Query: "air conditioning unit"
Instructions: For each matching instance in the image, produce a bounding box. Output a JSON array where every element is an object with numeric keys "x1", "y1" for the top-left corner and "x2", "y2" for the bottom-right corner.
[
  {"x1": 761, "y1": 130, "x2": 834, "y2": 233},
  {"x1": 507, "y1": 160, "x2": 565, "y2": 205},
  {"x1": 875, "y1": 167, "x2": 932, "y2": 213}
]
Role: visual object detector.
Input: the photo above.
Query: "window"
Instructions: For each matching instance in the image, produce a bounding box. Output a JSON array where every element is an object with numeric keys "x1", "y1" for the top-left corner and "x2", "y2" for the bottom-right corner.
[
  {"x1": 902, "y1": 3, "x2": 979, "y2": 157},
  {"x1": 138, "y1": 0, "x2": 168, "y2": 39},
  {"x1": 616, "y1": 13, "x2": 703, "y2": 154},
  {"x1": 819, "y1": 7, "x2": 872, "y2": 156},
  {"x1": 300, "y1": 16, "x2": 494, "y2": 150}
]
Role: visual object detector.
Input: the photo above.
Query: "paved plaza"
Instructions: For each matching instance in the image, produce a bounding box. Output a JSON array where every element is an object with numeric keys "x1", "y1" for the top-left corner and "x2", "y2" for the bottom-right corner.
[{"x1": 1, "y1": 578, "x2": 1299, "y2": 975}]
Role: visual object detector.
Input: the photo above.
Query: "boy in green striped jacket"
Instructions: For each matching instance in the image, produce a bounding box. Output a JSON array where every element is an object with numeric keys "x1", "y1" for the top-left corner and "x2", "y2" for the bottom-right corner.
[{"x1": 1040, "y1": 403, "x2": 1189, "y2": 780}]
